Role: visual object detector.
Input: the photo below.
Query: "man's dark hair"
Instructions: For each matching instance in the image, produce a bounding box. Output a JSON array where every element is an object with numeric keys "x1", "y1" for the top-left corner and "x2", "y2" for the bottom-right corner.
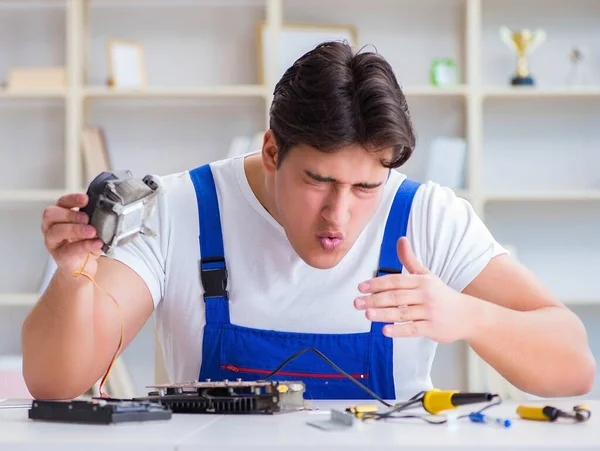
[{"x1": 269, "y1": 40, "x2": 415, "y2": 169}]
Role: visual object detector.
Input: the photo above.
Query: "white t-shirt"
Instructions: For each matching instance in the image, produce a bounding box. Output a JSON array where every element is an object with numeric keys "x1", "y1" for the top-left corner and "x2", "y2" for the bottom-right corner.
[{"x1": 111, "y1": 154, "x2": 506, "y2": 400}]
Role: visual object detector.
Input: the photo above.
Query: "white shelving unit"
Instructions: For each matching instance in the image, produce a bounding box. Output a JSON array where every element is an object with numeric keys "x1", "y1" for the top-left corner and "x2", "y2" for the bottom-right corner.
[
  {"x1": 1, "y1": 0, "x2": 598, "y2": 395},
  {"x1": 0, "y1": 190, "x2": 69, "y2": 202},
  {"x1": 83, "y1": 85, "x2": 268, "y2": 98},
  {"x1": 483, "y1": 86, "x2": 600, "y2": 98},
  {"x1": 0, "y1": 90, "x2": 66, "y2": 98},
  {"x1": 485, "y1": 191, "x2": 600, "y2": 202},
  {"x1": 0, "y1": 293, "x2": 40, "y2": 307}
]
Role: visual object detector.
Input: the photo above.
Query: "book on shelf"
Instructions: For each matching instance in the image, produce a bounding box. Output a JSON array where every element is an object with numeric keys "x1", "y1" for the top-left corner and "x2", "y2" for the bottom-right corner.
[{"x1": 81, "y1": 125, "x2": 112, "y2": 185}]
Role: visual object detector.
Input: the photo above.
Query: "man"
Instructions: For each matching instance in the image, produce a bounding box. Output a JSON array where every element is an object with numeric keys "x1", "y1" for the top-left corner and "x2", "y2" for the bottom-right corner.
[{"x1": 23, "y1": 41, "x2": 595, "y2": 401}]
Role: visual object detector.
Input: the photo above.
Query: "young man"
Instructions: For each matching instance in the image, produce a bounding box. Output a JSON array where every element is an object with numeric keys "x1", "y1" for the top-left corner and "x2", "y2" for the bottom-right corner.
[{"x1": 23, "y1": 41, "x2": 595, "y2": 401}]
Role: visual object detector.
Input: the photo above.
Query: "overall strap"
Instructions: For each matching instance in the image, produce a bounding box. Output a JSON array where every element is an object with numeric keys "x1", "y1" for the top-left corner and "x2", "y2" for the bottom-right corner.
[
  {"x1": 371, "y1": 178, "x2": 421, "y2": 335},
  {"x1": 189, "y1": 164, "x2": 230, "y2": 326}
]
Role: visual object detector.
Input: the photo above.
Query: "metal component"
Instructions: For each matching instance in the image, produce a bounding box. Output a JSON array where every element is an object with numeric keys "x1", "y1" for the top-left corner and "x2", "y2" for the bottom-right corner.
[
  {"x1": 142, "y1": 380, "x2": 306, "y2": 414},
  {"x1": 82, "y1": 170, "x2": 162, "y2": 256},
  {"x1": 307, "y1": 409, "x2": 357, "y2": 431}
]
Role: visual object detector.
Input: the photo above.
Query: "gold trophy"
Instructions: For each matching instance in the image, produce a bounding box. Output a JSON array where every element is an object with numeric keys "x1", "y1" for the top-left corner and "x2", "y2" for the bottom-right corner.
[{"x1": 500, "y1": 26, "x2": 546, "y2": 86}]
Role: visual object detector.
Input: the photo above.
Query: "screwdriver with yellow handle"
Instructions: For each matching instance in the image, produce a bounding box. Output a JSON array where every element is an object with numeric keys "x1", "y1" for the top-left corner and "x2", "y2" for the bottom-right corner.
[
  {"x1": 517, "y1": 405, "x2": 591, "y2": 422},
  {"x1": 345, "y1": 405, "x2": 379, "y2": 419},
  {"x1": 422, "y1": 390, "x2": 496, "y2": 415}
]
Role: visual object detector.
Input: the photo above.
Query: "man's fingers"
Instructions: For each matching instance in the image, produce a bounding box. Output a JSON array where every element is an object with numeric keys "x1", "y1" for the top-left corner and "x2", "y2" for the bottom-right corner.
[
  {"x1": 382, "y1": 321, "x2": 431, "y2": 338},
  {"x1": 56, "y1": 193, "x2": 88, "y2": 209},
  {"x1": 355, "y1": 289, "x2": 422, "y2": 309},
  {"x1": 45, "y1": 223, "x2": 97, "y2": 249},
  {"x1": 358, "y1": 273, "x2": 421, "y2": 294},
  {"x1": 53, "y1": 239, "x2": 104, "y2": 265},
  {"x1": 396, "y1": 236, "x2": 428, "y2": 275},
  {"x1": 41, "y1": 206, "x2": 89, "y2": 234},
  {"x1": 366, "y1": 305, "x2": 429, "y2": 323}
]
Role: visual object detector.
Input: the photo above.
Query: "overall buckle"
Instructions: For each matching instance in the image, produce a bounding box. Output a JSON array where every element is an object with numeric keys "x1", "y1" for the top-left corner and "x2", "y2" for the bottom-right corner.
[
  {"x1": 200, "y1": 256, "x2": 229, "y2": 299},
  {"x1": 377, "y1": 267, "x2": 402, "y2": 276}
]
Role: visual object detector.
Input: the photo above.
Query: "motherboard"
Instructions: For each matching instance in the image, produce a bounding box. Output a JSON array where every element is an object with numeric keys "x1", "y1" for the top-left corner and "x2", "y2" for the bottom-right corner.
[{"x1": 138, "y1": 379, "x2": 306, "y2": 414}]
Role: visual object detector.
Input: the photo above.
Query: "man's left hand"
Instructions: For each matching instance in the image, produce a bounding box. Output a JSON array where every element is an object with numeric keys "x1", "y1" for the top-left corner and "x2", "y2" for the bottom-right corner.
[{"x1": 354, "y1": 237, "x2": 477, "y2": 343}]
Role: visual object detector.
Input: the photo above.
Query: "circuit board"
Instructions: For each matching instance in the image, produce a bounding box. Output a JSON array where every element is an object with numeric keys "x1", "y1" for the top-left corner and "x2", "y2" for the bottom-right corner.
[{"x1": 137, "y1": 379, "x2": 306, "y2": 414}]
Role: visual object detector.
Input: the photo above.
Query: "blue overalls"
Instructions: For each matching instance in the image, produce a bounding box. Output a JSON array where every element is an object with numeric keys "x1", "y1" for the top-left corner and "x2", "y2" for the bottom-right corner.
[{"x1": 190, "y1": 163, "x2": 420, "y2": 400}]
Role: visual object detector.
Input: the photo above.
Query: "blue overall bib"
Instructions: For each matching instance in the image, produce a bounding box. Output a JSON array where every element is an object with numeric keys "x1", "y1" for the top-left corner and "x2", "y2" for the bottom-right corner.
[{"x1": 190, "y1": 164, "x2": 420, "y2": 400}]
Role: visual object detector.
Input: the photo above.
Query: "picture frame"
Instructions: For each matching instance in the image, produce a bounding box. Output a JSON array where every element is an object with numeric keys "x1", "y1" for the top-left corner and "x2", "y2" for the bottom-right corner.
[
  {"x1": 257, "y1": 22, "x2": 358, "y2": 85},
  {"x1": 107, "y1": 40, "x2": 148, "y2": 89}
]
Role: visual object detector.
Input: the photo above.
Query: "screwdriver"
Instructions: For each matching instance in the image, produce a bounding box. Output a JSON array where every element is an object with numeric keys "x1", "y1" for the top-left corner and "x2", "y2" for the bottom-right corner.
[
  {"x1": 517, "y1": 405, "x2": 591, "y2": 422},
  {"x1": 468, "y1": 412, "x2": 512, "y2": 428}
]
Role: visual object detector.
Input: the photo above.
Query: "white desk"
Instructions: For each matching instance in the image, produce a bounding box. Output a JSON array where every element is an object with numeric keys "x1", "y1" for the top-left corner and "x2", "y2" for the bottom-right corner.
[{"x1": 0, "y1": 399, "x2": 598, "y2": 450}]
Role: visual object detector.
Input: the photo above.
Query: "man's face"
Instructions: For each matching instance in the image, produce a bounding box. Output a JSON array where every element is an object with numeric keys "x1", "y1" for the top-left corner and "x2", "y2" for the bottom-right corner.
[{"x1": 272, "y1": 144, "x2": 390, "y2": 269}]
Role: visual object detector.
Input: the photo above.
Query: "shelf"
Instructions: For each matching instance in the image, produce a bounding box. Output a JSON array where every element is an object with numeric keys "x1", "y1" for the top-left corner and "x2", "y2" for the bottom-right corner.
[
  {"x1": 403, "y1": 85, "x2": 468, "y2": 97},
  {"x1": 563, "y1": 299, "x2": 600, "y2": 306},
  {"x1": 484, "y1": 191, "x2": 600, "y2": 202},
  {"x1": 84, "y1": 85, "x2": 268, "y2": 99},
  {"x1": 0, "y1": 190, "x2": 66, "y2": 203},
  {"x1": 0, "y1": 293, "x2": 37, "y2": 307},
  {"x1": 0, "y1": 1, "x2": 65, "y2": 8},
  {"x1": 0, "y1": 89, "x2": 66, "y2": 99},
  {"x1": 482, "y1": 86, "x2": 600, "y2": 99},
  {"x1": 88, "y1": 0, "x2": 265, "y2": 6},
  {"x1": 5, "y1": 85, "x2": 600, "y2": 101}
]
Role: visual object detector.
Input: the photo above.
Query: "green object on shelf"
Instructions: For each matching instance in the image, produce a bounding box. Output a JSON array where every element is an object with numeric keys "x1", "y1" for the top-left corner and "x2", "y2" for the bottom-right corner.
[{"x1": 431, "y1": 59, "x2": 459, "y2": 86}]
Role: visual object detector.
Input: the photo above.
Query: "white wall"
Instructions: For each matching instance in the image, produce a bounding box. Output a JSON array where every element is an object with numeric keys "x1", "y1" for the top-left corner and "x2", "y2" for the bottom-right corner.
[
  {"x1": 88, "y1": 98, "x2": 265, "y2": 176},
  {"x1": 88, "y1": 1, "x2": 265, "y2": 87},
  {"x1": 0, "y1": 3, "x2": 66, "y2": 79},
  {"x1": 483, "y1": 98, "x2": 600, "y2": 193},
  {"x1": 0, "y1": 100, "x2": 65, "y2": 190}
]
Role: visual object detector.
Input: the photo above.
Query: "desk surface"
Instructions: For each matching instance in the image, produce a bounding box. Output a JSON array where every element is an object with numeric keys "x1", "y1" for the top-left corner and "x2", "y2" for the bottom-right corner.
[{"x1": 0, "y1": 399, "x2": 598, "y2": 450}]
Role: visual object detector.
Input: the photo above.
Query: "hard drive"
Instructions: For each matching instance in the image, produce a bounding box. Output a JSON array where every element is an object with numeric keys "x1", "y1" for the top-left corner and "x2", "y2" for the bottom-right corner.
[{"x1": 28, "y1": 398, "x2": 172, "y2": 424}]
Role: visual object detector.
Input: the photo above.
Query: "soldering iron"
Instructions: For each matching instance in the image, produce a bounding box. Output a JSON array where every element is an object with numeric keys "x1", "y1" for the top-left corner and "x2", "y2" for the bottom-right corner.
[{"x1": 422, "y1": 389, "x2": 497, "y2": 415}]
